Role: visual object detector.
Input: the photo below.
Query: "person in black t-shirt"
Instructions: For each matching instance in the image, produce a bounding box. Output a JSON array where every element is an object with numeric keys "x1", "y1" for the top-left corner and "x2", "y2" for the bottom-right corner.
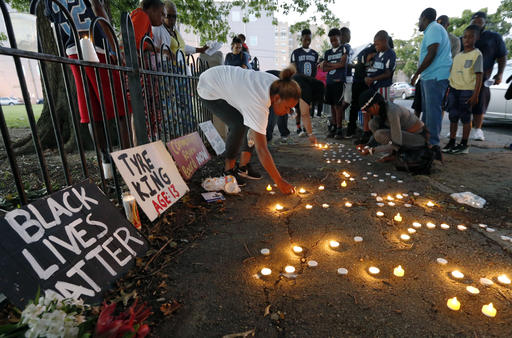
[
  {"x1": 291, "y1": 29, "x2": 319, "y2": 135},
  {"x1": 349, "y1": 43, "x2": 375, "y2": 140}
]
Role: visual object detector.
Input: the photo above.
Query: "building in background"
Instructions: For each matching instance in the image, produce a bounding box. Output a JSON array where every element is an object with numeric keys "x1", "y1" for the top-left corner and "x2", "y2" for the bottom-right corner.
[{"x1": 182, "y1": 5, "x2": 276, "y2": 71}]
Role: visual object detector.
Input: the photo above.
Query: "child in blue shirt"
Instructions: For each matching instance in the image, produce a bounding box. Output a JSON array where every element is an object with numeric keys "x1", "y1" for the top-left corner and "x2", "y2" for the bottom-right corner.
[
  {"x1": 291, "y1": 29, "x2": 319, "y2": 135},
  {"x1": 322, "y1": 28, "x2": 350, "y2": 139}
]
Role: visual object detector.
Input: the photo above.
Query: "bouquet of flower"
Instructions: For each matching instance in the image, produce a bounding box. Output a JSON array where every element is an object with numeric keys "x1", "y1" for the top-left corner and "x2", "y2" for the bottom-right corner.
[{"x1": 0, "y1": 290, "x2": 90, "y2": 338}]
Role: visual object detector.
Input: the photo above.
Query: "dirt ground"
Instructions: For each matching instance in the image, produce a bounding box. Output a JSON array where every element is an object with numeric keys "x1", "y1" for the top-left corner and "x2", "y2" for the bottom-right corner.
[
  {"x1": 1, "y1": 121, "x2": 512, "y2": 337},
  {"x1": 150, "y1": 118, "x2": 512, "y2": 337}
]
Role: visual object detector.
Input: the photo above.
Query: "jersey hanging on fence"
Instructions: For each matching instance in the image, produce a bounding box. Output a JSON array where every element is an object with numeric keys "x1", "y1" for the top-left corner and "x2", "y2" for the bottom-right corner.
[
  {"x1": 0, "y1": 181, "x2": 148, "y2": 307},
  {"x1": 41, "y1": 0, "x2": 108, "y2": 53},
  {"x1": 111, "y1": 141, "x2": 189, "y2": 221},
  {"x1": 291, "y1": 48, "x2": 319, "y2": 77}
]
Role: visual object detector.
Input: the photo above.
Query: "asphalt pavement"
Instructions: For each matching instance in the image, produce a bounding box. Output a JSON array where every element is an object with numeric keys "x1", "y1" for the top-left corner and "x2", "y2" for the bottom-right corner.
[{"x1": 394, "y1": 99, "x2": 512, "y2": 151}]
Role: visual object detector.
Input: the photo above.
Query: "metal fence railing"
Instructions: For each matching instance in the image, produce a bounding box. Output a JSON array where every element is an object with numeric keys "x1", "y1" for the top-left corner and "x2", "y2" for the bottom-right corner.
[{"x1": 0, "y1": 1, "x2": 211, "y2": 214}]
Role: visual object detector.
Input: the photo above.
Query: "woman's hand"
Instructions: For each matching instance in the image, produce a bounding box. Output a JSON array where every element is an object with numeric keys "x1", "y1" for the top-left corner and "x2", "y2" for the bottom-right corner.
[
  {"x1": 277, "y1": 178, "x2": 295, "y2": 194},
  {"x1": 357, "y1": 145, "x2": 371, "y2": 156}
]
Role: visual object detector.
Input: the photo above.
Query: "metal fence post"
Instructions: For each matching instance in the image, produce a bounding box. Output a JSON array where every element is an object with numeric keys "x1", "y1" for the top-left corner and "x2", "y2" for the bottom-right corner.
[{"x1": 120, "y1": 12, "x2": 148, "y2": 145}]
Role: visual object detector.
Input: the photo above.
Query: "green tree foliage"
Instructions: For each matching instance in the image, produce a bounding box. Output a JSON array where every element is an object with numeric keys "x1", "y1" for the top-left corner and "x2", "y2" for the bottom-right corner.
[
  {"x1": 7, "y1": 0, "x2": 340, "y2": 43},
  {"x1": 394, "y1": 33, "x2": 423, "y2": 77}
]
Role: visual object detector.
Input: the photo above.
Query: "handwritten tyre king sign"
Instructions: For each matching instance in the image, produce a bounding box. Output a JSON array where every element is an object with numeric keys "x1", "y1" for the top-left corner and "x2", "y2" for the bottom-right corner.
[
  {"x1": 0, "y1": 181, "x2": 148, "y2": 307},
  {"x1": 167, "y1": 132, "x2": 211, "y2": 180},
  {"x1": 199, "y1": 120, "x2": 226, "y2": 156},
  {"x1": 111, "y1": 141, "x2": 189, "y2": 221}
]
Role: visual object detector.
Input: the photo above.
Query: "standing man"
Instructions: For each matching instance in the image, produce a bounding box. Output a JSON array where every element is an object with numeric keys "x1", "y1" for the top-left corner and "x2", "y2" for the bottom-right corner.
[
  {"x1": 411, "y1": 8, "x2": 452, "y2": 161},
  {"x1": 291, "y1": 28, "x2": 319, "y2": 135},
  {"x1": 469, "y1": 11, "x2": 508, "y2": 141},
  {"x1": 437, "y1": 15, "x2": 461, "y2": 59},
  {"x1": 322, "y1": 28, "x2": 349, "y2": 139}
]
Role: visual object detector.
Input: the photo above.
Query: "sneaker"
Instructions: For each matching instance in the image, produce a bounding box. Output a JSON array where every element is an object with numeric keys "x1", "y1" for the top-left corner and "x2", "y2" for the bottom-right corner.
[
  {"x1": 431, "y1": 145, "x2": 443, "y2": 162},
  {"x1": 280, "y1": 137, "x2": 288, "y2": 143},
  {"x1": 224, "y1": 168, "x2": 246, "y2": 186},
  {"x1": 334, "y1": 128, "x2": 345, "y2": 139},
  {"x1": 472, "y1": 128, "x2": 485, "y2": 141},
  {"x1": 298, "y1": 131, "x2": 307, "y2": 137},
  {"x1": 442, "y1": 142, "x2": 455, "y2": 153},
  {"x1": 326, "y1": 129, "x2": 336, "y2": 138},
  {"x1": 236, "y1": 164, "x2": 262, "y2": 180},
  {"x1": 450, "y1": 143, "x2": 469, "y2": 154},
  {"x1": 296, "y1": 127, "x2": 302, "y2": 134}
]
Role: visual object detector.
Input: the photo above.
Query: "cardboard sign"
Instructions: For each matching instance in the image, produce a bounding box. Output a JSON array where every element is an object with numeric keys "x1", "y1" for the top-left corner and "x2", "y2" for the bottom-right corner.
[
  {"x1": 111, "y1": 141, "x2": 189, "y2": 221},
  {"x1": 0, "y1": 181, "x2": 148, "y2": 307},
  {"x1": 167, "y1": 132, "x2": 210, "y2": 180},
  {"x1": 199, "y1": 120, "x2": 226, "y2": 156}
]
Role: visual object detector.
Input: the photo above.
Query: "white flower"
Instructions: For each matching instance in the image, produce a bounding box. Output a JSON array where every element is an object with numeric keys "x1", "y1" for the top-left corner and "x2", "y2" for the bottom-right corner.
[{"x1": 42, "y1": 290, "x2": 62, "y2": 306}]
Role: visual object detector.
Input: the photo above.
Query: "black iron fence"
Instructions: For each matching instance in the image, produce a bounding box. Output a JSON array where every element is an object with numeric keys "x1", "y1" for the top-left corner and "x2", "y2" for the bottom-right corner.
[{"x1": 0, "y1": 0, "x2": 212, "y2": 213}]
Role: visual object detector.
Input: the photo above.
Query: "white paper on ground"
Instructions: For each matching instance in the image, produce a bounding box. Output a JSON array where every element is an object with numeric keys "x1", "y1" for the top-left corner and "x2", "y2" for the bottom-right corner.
[{"x1": 450, "y1": 191, "x2": 486, "y2": 209}]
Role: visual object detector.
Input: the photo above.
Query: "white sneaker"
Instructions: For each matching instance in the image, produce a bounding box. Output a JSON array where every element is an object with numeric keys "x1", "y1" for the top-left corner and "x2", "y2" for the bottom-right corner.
[
  {"x1": 472, "y1": 128, "x2": 485, "y2": 141},
  {"x1": 298, "y1": 131, "x2": 307, "y2": 137}
]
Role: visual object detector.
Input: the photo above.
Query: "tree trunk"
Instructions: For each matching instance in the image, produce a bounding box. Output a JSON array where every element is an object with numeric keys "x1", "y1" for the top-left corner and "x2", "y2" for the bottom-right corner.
[{"x1": 14, "y1": 3, "x2": 93, "y2": 154}]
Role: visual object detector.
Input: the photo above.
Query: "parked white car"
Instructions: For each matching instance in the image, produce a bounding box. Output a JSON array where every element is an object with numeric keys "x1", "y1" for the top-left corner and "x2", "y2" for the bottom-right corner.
[
  {"x1": 485, "y1": 60, "x2": 512, "y2": 122},
  {"x1": 390, "y1": 82, "x2": 415, "y2": 99},
  {"x1": 0, "y1": 97, "x2": 21, "y2": 106}
]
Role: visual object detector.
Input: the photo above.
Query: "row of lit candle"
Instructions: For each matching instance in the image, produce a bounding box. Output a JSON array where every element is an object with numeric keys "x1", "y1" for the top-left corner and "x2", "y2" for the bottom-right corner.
[{"x1": 447, "y1": 297, "x2": 497, "y2": 317}]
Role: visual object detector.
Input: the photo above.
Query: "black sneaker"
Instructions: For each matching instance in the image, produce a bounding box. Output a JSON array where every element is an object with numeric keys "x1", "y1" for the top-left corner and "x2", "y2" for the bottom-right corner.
[
  {"x1": 224, "y1": 168, "x2": 246, "y2": 186},
  {"x1": 326, "y1": 129, "x2": 336, "y2": 138},
  {"x1": 431, "y1": 145, "x2": 443, "y2": 162},
  {"x1": 236, "y1": 164, "x2": 262, "y2": 180},
  {"x1": 442, "y1": 142, "x2": 455, "y2": 153},
  {"x1": 296, "y1": 127, "x2": 302, "y2": 134},
  {"x1": 334, "y1": 128, "x2": 345, "y2": 139},
  {"x1": 450, "y1": 143, "x2": 469, "y2": 154}
]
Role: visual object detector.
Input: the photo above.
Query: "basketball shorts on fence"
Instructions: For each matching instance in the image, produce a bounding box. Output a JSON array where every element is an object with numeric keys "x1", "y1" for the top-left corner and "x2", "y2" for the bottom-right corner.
[{"x1": 69, "y1": 53, "x2": 130, "y2": 123}]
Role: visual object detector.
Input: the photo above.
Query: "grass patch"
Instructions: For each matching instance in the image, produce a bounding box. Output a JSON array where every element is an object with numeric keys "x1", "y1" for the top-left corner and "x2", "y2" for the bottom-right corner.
[{"x1": 2, "y1": 104, "x2": 43, "y2": 128}]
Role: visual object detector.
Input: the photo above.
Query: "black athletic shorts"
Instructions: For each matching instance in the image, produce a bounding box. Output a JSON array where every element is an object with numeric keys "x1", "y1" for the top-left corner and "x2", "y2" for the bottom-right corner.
[
  {"x1": 293, "y1": 74, "x2": 325, "y2": 105},
  {"x1": 325, "y1": 81, "x2": 344, "y2": 105}
]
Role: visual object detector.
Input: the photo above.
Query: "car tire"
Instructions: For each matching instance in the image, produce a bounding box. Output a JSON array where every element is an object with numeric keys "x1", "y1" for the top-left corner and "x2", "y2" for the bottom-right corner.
[{"x1": 401, "y1": 92, "x2": 407, "y2": 100}]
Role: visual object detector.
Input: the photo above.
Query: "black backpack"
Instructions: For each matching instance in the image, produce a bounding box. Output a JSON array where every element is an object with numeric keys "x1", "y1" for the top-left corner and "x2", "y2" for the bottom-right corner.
[{"x1": 394, "y1": 145, "x2": 433, "y2": 175}]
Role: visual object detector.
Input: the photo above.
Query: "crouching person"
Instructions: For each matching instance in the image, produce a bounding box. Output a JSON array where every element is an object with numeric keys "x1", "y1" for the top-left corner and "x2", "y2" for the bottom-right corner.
[
  {"x1": 197, "y1": 65, "x2": 300, "y2": 194},
  {"x1": 357, "y1": 90, "x2": 426, "y2": 162}
]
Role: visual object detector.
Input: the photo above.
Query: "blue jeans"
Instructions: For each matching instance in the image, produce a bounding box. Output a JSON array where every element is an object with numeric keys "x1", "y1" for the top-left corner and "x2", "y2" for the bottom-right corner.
[
  {"x1": 420, "y1": 79, "x2": 449, "y2": 146},
  {"x1": 266, "y1": 107, "x2": 290, "y2": 141}
]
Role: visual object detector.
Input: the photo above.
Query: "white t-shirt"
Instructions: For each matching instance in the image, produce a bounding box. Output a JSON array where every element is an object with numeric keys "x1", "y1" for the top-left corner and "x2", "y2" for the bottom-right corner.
[{"x1": 197, "y1": 66, "x2": 278, "y2": 134}]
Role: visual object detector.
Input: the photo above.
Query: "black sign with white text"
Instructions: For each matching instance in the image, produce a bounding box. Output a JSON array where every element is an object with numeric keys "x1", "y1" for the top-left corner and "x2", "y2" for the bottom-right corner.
[{"x1": 0, "y1": 181, "x2": 147, "y2": 307}]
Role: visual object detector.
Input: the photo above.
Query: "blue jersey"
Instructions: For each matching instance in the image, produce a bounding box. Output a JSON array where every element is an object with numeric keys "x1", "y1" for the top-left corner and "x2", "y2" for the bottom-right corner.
[
  {"x1": 41, "y1": 0, "x2": 107, "y2": 52},
  {"x1": 291, "y1": 48, "x2": 319, "y2": 77},
  {"x1": 366, "y1": 49, "x2": 396, "y2": 89},
  {"x1": 324, "y1": 45, "x2": 350, "y2": 84}
]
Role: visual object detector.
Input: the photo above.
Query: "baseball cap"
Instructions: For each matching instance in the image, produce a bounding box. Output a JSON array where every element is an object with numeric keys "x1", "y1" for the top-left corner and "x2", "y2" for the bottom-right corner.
[{"x1": 471, "y1": 11, "x2": 487, "y2": 20}]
